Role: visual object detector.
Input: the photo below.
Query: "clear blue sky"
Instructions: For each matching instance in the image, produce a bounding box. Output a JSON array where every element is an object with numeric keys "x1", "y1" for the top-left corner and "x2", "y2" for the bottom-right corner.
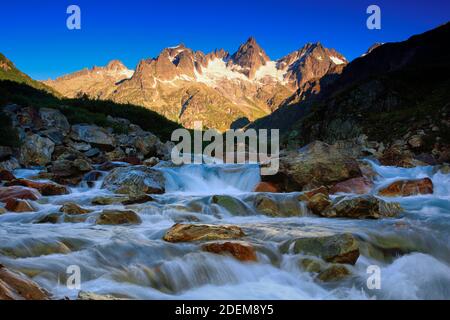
[{"x1": 1, "y1": 0, "x2": 449, "y2": 80}]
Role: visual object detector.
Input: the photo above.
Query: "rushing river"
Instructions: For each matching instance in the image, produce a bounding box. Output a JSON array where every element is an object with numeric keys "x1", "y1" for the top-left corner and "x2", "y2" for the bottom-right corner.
[{"x1": 0, "y1": 161, "x2": 449, "y2": 300}]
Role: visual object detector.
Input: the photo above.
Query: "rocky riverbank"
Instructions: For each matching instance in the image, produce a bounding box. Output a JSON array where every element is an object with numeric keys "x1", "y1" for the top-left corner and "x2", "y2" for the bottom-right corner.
[{"x1": 0, "y1": 104, "x2": 449, "y2": 300}]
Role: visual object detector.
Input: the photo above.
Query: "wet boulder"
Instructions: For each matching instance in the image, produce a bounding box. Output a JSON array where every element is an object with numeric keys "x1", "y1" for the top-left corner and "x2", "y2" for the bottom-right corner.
[
  {"x1": 322, "y1": 195, "x2": 403, "y2": 219},
  {"x1": 263, "y1": 141, "x2": 362, "y2": 192},
  {"x1": 0, "y1": 186, "x2": 41, "y2": 202},
  {"x1": 96, "y1": 209, "x2": 142, "y2": 225},
  {"x1": 253, "y1": 182, "x2": 279, "y2": 193},
  {"x1": 202, "y1": 242, "x2": 257, "y2": 262},
  {"x1": 5, "y1": 199, "x2": 35, "y2": 213},
  {"x1": 282, "y1": 233, "x2": 360, "y2": 265},
  {"x1": 305, "y1": 193, "x2": 332, "y2": 215},
  {"x1": 163, "y1": 224, "x2": 245, "y2": 243},
  {"x1": 0, "y1": 265, "x2": 50, "y2": 300},
  {"x1": 330, "y1": 177, "x2": 373, "y2": 194},
  {"x1": 317, "y1": 265, "x2": 351, "y2": 282},
  {"x1": 19, "y1": 134, "x2": 55, "y2": 166},
  {"x1": 378, "y1": 178, "x2": 433, "y2": 197},
  {"x1": 212, "y1": 195, "x2": 249, "y2": 215},
  {"x1": 59, "y1": 202, "x2": 92, "y2": 215},
  {"x1": 6, "y1": 179, "x2": 69, "y2": 196},
  {"x1": 253, "y1": 194, "x2": 279, "y2": 216},
  {"x1": 91, "y1": 196, "x2": 128, "y2": 205},
  {"x1": 102, "y1": 166, "x2": 165, "y2": 196},
  {"x1": 298, "y1": 258, "x2": 351, "y2": 282}
]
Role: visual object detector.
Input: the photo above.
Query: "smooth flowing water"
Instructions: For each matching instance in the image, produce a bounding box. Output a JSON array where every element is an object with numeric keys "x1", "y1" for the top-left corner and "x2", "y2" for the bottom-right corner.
[{"x1": 0, "y1": 161, "x2": 449, "y2": 300}]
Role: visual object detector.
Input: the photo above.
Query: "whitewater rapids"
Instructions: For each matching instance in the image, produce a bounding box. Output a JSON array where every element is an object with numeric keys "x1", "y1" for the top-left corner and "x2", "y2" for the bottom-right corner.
[{"x1": 0, "y1": 161, "x2": 449, "y2": 300}]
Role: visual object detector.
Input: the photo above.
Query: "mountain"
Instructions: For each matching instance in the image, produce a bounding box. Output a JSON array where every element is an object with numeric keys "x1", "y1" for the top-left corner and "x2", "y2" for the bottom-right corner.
[
  {"x1": 0, "y1": 53, "x2": 56, "y2": 94},
  {"x1": 43, "y1": 39, "x2": 347, "y2": 131},
  {"x1": 44, "y1": 60, "x2": 134, "y2": 98},
  {"x1": 253, "y1": 22, "x2": 450, "y2": 158}
]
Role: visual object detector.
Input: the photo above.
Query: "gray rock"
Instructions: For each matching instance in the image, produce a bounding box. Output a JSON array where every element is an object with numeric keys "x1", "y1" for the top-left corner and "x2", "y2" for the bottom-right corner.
[
  {"x1": 39, "y1": 108, "x2": 70, "y2": 134},
  {"x1": 19, "y1": 134, "x2": 55, "y2": 166},
  {"x1": 102, "y1": 165, "x2": 165, "y2": 195},
  {"x1": 71, "y1": 124, "x2": 115, "y2": 148}
]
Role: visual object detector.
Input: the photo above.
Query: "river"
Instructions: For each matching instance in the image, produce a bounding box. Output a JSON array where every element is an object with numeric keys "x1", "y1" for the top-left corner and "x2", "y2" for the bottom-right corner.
[{"x1": 0, "y1": 160, "x2": 449, "y2": 300}]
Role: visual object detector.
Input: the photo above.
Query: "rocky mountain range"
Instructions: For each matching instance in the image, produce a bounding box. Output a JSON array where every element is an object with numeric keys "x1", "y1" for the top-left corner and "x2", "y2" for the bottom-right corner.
[
  {"x1": 43, "y1": 38, "x2": 347, "y2": 131},
  {"x1": 251, "y1": 22, "x2": 450, "y2": 165}
]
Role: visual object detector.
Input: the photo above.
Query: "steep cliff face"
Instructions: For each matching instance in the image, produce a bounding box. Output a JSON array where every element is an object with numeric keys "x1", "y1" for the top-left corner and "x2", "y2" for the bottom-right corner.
[{"x1": 43, "y1": 39, "x2": 347, "y2": 131}]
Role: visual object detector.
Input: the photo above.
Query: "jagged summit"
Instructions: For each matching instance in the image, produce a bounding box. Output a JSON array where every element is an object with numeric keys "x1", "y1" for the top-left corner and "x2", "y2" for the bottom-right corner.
[{"x1": 230, "y1": 37, "x2": 270, "y2": 78}]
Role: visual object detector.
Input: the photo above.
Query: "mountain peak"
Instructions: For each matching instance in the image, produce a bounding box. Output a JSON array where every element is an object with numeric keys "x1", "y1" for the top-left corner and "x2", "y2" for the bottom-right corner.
[
  {"x1": 231, "y1": 36, "x2": 270, "y2": 78},
  {"x1": 106, "y1": 60, "x2": 127, "y2": 71}
]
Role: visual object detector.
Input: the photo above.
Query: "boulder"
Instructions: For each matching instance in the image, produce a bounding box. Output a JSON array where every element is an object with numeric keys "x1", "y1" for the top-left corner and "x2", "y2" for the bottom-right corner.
[
  {"x1": 253, "y1": 194, "x2": 279, "y2": 216},
  {"x1": 330, "y1": 177, "x2": 373, "y2": 194},
  {"x1": 91, "y1": 196, "x2": 127, "y2": 205},
  {"x1": 96, "y1": 209, "x2": 142, "y2": 225},
  {"x1": 134, "y1": 134, "x2": 159, "y2": 157},
  {"x1": 0, "y1": 186, "x2": 41, "y2": 202},
  {"x1": 379, "y1": 144, "x2": 422, "y2": 168},
  {"x1": 16, "y1": 107, "x2": 43, "y2": 130},
  {"x1": 0, "y1": 207, "x2": 6, "y2": 214},
  {"x1": 253, "y1": 182, "x2": 279, "y2": 193},
  {"x1": 102, "y1": 166, "x2": 165, "y2": 196},
  {"x1": 378, "y1": 178, "x2": 433, "y2": 197},
  {"x1": 5, "y1": 199, "x2": 35, "y2": 212},
  {"x1": 263, "y1": 141, "x2": 362, "y2": 192},
  {"x1": 202, "y1": 242, "x2": 257, "y2": 262},
  {"x1": 322, "y1": 195, "x2": 403, "y2": 219},
  {"x1": 0, "y1": 265, "x2": 50, "y2": 300},
  {"x1": 36, "y1": 213, "x2": 61, "y2": 224},
  {"x1": 19, "y1": 134, "x2": 55, "y2": 166},
  {"x1": 59, "y1": 202, "x2": 92, "y2": 215},
  {"x1": 212, "y1": 195, "x2": 249, "y2": 215},
  {"x1": 163, "y1": 224, "x2": 245, "y2": 243},
  {"x1": 281, "y1": 233, "x2": 360, "y2": 265},
  {"x1": 0, "y1": 169, "x2": 15, "y2": 181},
  {"x1": 39, "y1": 108, "x2": 70, "y2": 134},
  {"x1": 71, "y1": 124, "x2": 115, "y2": 149},
  {"x1": 305, "y1": 193, "x2": 332, "y2": 215},
  {"x1": 6, "y1": 179, "x2": 69, "y2": 196},
  {"x1": 317, "y1": 265, "x2": 351, "y2": 282}
]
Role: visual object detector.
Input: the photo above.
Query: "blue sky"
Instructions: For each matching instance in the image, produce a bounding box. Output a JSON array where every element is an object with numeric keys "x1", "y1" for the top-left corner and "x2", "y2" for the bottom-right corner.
[{"x1": 1, "y1": 0, "x2": 449, "y2": 80}]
